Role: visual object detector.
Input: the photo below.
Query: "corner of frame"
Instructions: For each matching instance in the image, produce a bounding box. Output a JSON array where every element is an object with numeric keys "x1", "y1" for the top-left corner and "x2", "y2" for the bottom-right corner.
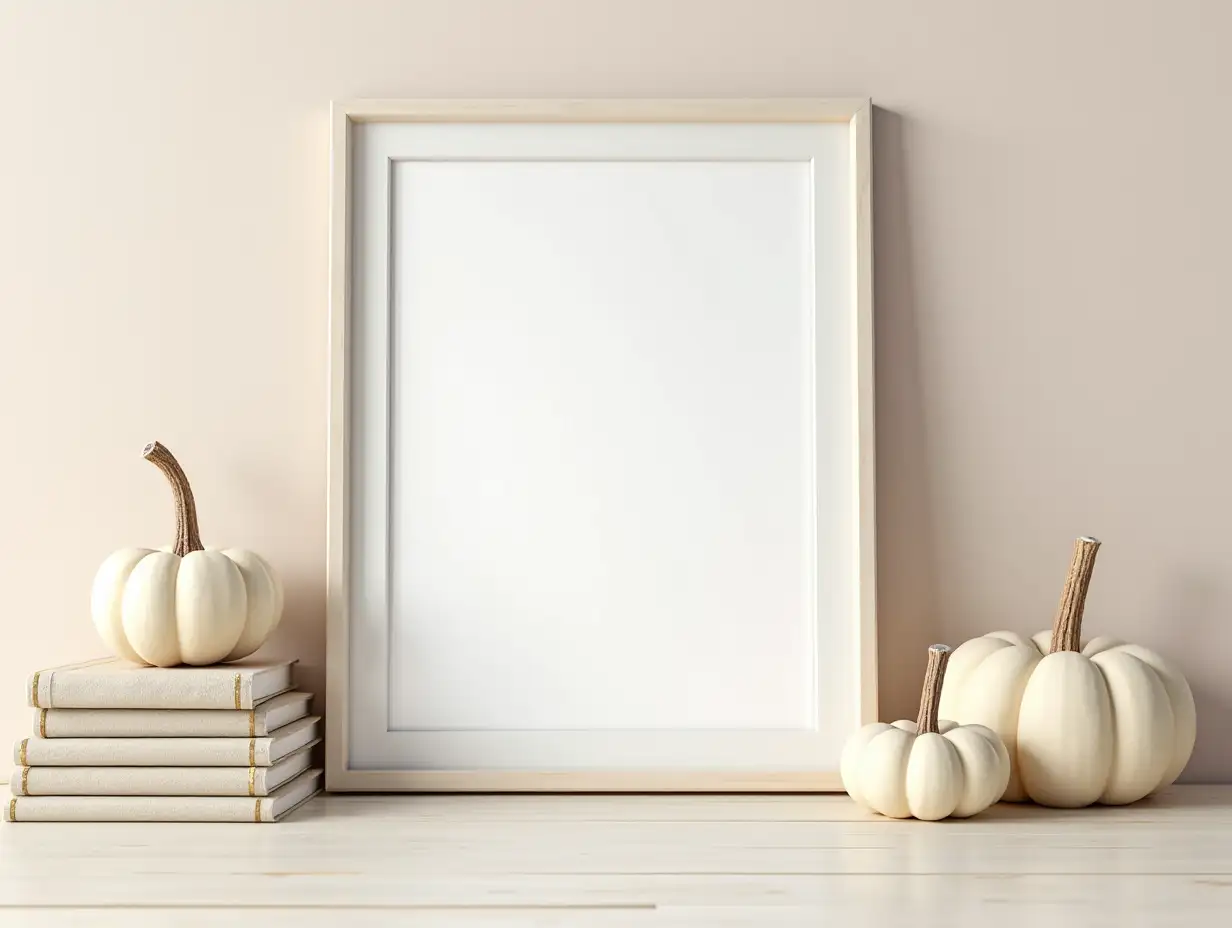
[{"x1": 330, "y1": 99, "x2": 364, "y2": 121}]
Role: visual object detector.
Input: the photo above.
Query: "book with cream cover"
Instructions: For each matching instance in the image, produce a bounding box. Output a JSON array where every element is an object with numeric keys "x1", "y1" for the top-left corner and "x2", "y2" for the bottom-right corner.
[
  {"x1": 16, "y1": 717, "x2": 319, "y2": 767},
  {"x1": 5, "y1": 769, "x2": 321, "y2": 823},
  {"x1": 12, "y1": 743, "x2": 316, "y2": 797},
  {"x1": 34, "y1": 691, "x2": 312, "y2": 738},
  {"x1": 26, "y1": 658, "x2": 295, "y2": 710}
]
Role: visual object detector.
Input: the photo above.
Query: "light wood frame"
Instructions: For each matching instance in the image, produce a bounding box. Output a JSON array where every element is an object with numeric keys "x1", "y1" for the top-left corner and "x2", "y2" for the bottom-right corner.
[{"x1": 326, "y1": 99, "x2": 876, "y2": 792}]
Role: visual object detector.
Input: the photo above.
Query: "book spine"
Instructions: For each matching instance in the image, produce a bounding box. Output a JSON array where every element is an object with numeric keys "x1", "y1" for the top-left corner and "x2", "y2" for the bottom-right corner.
[
  {"x1": 37, "y1": 707, "x2": 263, "y2": 738},
  {"x1": 29, "y1": 668, "x2": 256, "y2": 710},
  {"x1": 6, "y1": 795, "x2": 276, "y2": 823},
  {"x1": 15, "y1": 736, "x2": 272, "y2": 767},
  {"x1": 12, "y1": 764, "x2": 275, "y2": 796}
]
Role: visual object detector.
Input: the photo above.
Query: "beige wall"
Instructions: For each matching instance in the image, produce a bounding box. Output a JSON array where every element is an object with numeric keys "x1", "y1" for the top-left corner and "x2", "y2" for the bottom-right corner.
[{"x1": 1, "y1": 0, "x2": 1229, "y2": 782}]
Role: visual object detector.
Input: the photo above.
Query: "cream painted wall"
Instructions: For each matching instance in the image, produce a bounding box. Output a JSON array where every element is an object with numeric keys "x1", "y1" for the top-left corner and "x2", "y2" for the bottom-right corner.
[{"x1": 1, "y1": 0, "x2": 1229, "y2": 782}]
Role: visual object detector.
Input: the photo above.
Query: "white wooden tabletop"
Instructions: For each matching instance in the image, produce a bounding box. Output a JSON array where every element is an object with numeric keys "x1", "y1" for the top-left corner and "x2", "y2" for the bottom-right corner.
[{"x1": 1, "y1": 786, "x2": 1228, "y2": 926}]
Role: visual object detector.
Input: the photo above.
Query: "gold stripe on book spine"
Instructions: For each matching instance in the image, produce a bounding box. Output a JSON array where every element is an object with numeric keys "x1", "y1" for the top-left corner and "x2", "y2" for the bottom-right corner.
[
  {"x1": 30, "y1": 671, "x2": 40, "y2": 708},
  {"x1": 18, "y1": 739, "x2": 27, "y2": 766},
  {"x1": 20, "y1": 767, "x2": 30, "y2": 796},
  {"x1": 249, "y1": 739, "x2": 256, "y2": 766},
  {"x1": 7, "y1": 798, "x2": 15, "y2": 822},
  {"x1": 249, "y1": 710, "x2": 256, "y2": 737},
  {"x1": 253, "y1": 799, "x2": 262, "y2": 822},
  {"x1": 233, "y1": 673, "x2": 242, "y2": 710},
  {"x1": 248, "y1": 767, "x2": 257, "y2": 797},
  {"x1": 39, "y1": 710, "x2": 47, "y2": 739}
]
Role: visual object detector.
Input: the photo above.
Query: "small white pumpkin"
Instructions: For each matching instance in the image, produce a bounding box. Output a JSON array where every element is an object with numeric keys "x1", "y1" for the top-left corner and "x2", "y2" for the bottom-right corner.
[
  {"x1": 938, "y1": 537, "x2": 1196, "y2": 807},
  {"x1": 90, "y1": 442, "x2": 284, "y2": 667},
  {"x1": 841, "y1": 644, "x2": 1010, "y2": 820}
]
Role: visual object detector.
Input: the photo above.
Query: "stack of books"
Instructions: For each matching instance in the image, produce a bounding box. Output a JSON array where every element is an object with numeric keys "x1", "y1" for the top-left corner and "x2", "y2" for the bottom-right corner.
[{"x1": 5, "y1": 658, "x2": 321, "y2": 823}]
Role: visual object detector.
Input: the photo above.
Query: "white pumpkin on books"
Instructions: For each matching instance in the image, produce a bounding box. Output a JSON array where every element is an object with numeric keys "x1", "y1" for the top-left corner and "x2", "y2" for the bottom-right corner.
[{"x1": 91, "y1": 441, "x2": 284, "y2": 667}]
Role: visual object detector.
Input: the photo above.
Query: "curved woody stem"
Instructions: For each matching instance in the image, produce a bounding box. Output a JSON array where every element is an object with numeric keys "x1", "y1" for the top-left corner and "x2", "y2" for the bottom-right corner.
[
  {"x1": 143, "y1": 441, "x2": 204, "y2": 556},
  {"x1": 915, "y1": 644, "x2": 951, "y2": 735},
  {"x1": 1048, "y1": 536, "x2": 1101, "y2": 653}
]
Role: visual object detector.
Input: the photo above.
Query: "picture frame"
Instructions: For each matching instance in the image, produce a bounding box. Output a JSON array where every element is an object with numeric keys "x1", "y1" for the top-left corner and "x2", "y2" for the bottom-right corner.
[{"x1": 326, "y1": 99, "x2": 876, "y2": 792}]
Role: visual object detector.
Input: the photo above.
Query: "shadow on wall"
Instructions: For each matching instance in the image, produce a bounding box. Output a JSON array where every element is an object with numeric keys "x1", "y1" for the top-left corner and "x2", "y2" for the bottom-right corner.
[
  {"x1": 1186, "y1": 680, "x2": 1229, "y2": 784},
  {"x1": 872, "y1": 106, "x2": 942, "y2": 722},
  {"x1": 265, "y1": 573, "x2": 327, "y2": 726},
  {"x1": 869, "y1": 111, "x2": 1225, "y2": 783},
  {"x1": 1161, "y1": 574, "x2": 1229, "y2": 783}
]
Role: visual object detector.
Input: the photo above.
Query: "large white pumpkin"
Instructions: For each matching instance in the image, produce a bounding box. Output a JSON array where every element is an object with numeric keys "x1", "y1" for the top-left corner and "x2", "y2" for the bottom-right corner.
[
  {"x1": 841, "y1": 644, "x2": 1010, "y2": 820},
  {"x1": 90, "y1": 442, "x2": 284, "y2": 667},
  {"x1": 938, "y1": 537, "x2": 1196, "y2": 807}
]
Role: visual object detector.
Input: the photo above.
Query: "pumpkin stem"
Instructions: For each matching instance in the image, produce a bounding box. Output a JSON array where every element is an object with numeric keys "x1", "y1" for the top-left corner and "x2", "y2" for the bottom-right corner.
[
  {"x1": 915, "y1": 644, "x2": 951, "y2": 735},
  {"x1": 143, "y1": 441, "x2": 204, "y2": 557},
  {"x1": 1048, "y1": 536, "x2": 1101, "y2": 653}
]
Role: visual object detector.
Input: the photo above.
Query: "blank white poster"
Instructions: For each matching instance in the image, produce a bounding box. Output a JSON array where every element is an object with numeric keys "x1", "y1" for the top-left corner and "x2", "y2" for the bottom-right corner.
[{"x1": 386, "y1": 160, "x2": 817, "y2": 732}]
